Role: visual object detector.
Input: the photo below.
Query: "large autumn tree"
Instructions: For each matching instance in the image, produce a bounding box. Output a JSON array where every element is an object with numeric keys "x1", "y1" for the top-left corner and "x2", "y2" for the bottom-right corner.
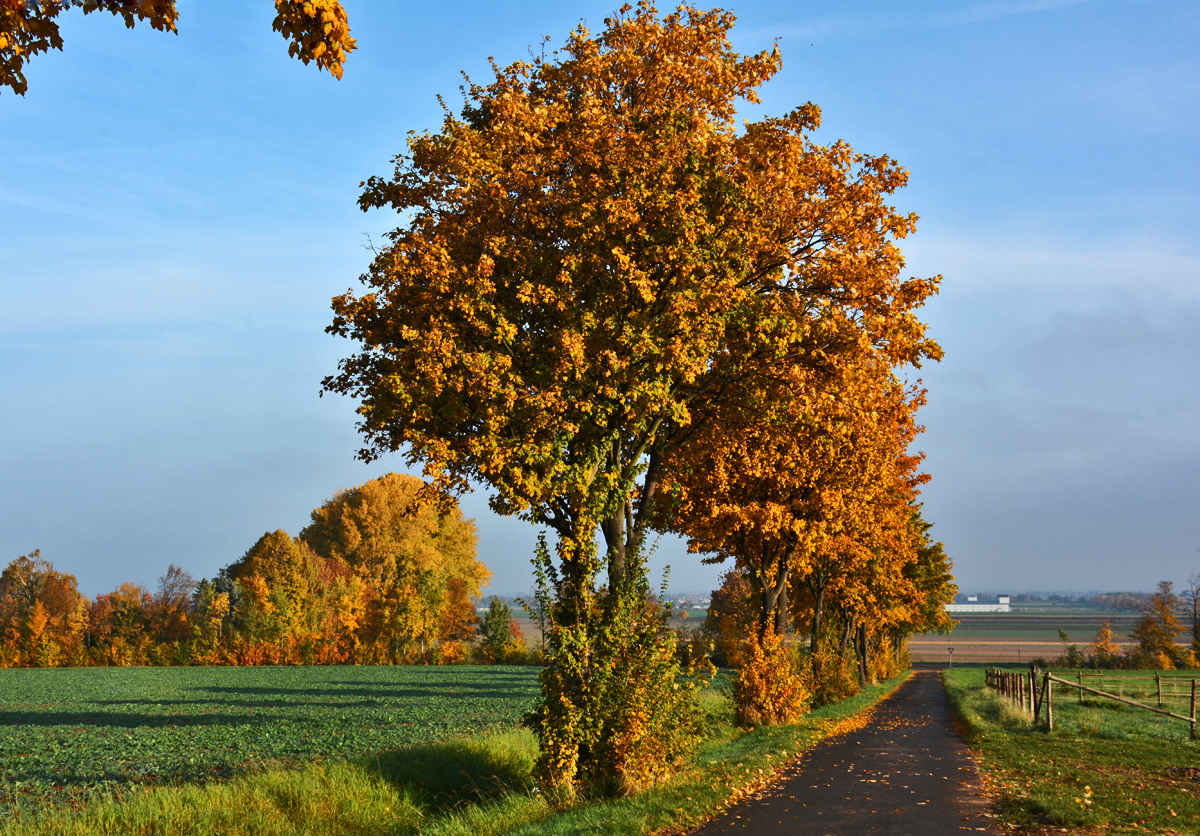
[
  {"x1": 324, "y1": 2, "x2": 939, "y2": 794},
  {"x1": 299, "y1": 472, "x2": 489, "y2": 662},
  {"x1": 1, "y1": 0, "x2": 354, "y2": 95}
]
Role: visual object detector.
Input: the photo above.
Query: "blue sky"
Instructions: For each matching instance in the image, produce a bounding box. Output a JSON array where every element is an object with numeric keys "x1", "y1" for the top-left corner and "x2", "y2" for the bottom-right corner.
[{"x1": 2, "y1": 0, "x2": 1197, "y2": 598}]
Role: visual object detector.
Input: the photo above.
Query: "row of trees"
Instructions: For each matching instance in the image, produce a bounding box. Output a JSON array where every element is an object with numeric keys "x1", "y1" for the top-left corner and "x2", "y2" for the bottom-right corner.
[
  {"x1": 696, "y1": 500, "x2": 953, "y2": 706},
  {"x1": 0, "y1": 473, "x2": 508, "y2": 668},
  {"x1": 323, "y1": 3, "x2": 954, "y2": 796},
  {"x1": 991, "y1": 592, "x2": 1157, "y2": 610}
]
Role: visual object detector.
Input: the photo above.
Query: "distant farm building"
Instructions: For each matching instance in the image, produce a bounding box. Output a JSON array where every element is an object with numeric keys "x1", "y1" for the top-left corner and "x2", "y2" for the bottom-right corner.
[{"x1": 946, "y1": 595, "x2": 1010, "y2": 613}]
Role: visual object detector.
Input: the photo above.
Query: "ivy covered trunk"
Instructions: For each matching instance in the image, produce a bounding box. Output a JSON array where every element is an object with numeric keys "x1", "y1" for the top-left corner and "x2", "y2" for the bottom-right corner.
[{"x1": 524, "y1": 527, "x2": 705, "y2": 797}]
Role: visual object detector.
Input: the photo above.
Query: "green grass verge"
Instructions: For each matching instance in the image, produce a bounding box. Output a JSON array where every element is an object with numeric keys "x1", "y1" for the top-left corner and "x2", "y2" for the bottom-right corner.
[
  {"x1": 2, "y1": 672, "x2": 910, "y2": 836},
  {"x1": 943, "y1": 666, "x2": 1200, "y2": 833}
]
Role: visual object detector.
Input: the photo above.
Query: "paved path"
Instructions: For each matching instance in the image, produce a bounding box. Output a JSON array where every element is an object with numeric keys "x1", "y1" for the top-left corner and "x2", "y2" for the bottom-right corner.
[{"x1": 691, "y1": 671, "x2": 996, "y2": 835}]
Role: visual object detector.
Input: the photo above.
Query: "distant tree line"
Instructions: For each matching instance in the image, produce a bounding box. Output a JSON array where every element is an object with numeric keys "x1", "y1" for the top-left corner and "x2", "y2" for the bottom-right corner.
[
  {"x1": 1047, "y1": 579, "x2": 1200, "y2": 670},
  {"x1": 962, "y1": 591, "x2": 1162, "y2": 612},
  {"x1": 0, "y1": 474, "x2": 529, "y2": 668}
]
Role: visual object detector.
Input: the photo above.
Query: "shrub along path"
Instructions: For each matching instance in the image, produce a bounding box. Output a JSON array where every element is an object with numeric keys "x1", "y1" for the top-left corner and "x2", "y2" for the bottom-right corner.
[{"x1": 690, "y1": 670, "x2": 996, "y2": 835}]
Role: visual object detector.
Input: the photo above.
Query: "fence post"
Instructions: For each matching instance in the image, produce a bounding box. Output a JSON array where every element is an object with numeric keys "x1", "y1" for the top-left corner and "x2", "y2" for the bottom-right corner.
[
  {"x1": 1030, "y1": 665, "x2": 1039, "y2": 719},
  {"x1": 1191, "y1": 679, "x2": 1196, "y2": 741},
  {"x1": 1157, "y1": 672, "x2": 1162, "y2": 709},
  {"x1": 1046, "y1": 673, "x2": 1054, "y2": 732},
  {"x1": 1078, "y1": 671, "x2": 1083, "y2": 704}
]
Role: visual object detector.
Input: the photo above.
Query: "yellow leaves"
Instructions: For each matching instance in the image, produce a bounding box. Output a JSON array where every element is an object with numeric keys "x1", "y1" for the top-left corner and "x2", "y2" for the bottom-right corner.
[
  {"x1": 272, "y1": 0, "x2": 355, "y2": 79},
  {"x1": 734, "y1": 624, "x2": 809, "y2": 727},
  {"x1": 3, "y1": 0, "x2": 350, "y2": 96},
  {"x1": 298, "y1": 473, "x2": 489, "y2": 656},
  {"x1": 209, "y1": 592, "x2": 230, "y2": 621},
  {"x1": 326, "y1": 4, "x2": 941, "y2": 788},
  {"x1": 26, "y1": 599, "x2": 49, "y2": 643}
]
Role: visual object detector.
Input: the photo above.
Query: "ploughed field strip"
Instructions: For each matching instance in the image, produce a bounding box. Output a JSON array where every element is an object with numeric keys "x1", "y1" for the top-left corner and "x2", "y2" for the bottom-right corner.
[
  {"x1": 692, "y1": 671, "x2": 994, "y2": 835},
  {"x1": 0, "y1": 665, "x2": 540, "y2": 816},
  {"x1": 911, "y1": 613, "x2": 1145, "y2": 663}
]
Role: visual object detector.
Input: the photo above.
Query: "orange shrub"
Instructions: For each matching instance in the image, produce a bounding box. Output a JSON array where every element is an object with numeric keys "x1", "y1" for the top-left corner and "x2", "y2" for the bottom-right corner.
[{"x1": 733, "y1": 625, "x2": 809, "y2": 727}]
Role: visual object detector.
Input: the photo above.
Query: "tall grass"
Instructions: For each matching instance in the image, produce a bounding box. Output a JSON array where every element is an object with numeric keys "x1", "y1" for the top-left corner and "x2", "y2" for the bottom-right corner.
[{"x1": 1, "y1": 731, "x2": 549, "y2": 836}]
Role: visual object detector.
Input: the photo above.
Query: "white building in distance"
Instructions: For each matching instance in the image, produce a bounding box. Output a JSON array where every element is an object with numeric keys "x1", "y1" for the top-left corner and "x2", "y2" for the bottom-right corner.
[{"x1": 946, "y1": 595, "x2": 1010, "y2": 613}]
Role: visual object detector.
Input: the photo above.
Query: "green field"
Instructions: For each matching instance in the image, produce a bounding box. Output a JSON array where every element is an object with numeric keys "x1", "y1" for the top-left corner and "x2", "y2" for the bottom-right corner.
[
  {"x1": 944, "y1": 666, "x2": 1200, "y2": 832},
  {"x1": 0, "y1": 665, "x2": 540, "y2": 818}
]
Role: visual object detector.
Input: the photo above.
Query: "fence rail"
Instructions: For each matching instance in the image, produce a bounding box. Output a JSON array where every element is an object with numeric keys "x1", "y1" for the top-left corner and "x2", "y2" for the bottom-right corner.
[{"x1": 984, "y1": 666, "x2": 1197, "y2": 739}]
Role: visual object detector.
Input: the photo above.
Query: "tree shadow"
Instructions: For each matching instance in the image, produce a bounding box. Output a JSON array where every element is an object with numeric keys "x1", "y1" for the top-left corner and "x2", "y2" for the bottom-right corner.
[
  {"x1": 193, "y1": 682, "x2": 537, "y2": 702},
  {"x1": 365, "y1": 734, "x2": 536, "y2": 813},
  {"x1": 0, "y1": 709, "x2": 301, "y2": 727}
]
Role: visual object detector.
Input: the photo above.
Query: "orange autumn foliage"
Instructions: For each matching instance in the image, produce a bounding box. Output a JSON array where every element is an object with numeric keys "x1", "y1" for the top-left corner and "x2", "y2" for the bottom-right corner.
[
  {"x1": 733, "y1": 624, "x2": 808, "y2": 727},
  {"x1": 1, "y1": 0, "x2": 354, "y2": 96},
  {"x1": 323, "y1": 1, "x2": 941, "y2": 794},
  {"x1": 0, "y1": 476, "x2": 490, "y2": 669}
]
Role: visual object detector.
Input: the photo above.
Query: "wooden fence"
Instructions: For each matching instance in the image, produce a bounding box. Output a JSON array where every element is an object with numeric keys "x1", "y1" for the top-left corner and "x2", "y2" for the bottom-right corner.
[{"x1": 985, "y1": 666, "x2": 1198, "y2": 739}]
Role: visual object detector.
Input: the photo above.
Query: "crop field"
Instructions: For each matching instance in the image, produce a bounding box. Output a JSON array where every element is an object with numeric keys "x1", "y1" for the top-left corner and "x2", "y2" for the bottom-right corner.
[
  {"x1": 0, "y1": 665, "x2": 540, "y2": 818},
  {"x1": 910, "y1": 613, "x2": 1145, "y2": 663}
]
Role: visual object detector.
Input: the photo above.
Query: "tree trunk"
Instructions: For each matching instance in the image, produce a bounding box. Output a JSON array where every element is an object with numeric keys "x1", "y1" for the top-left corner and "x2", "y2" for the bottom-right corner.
[
  {"x1": 600, "y1": 442, "x2": 662, "y2": 594},
  {"x1": 599, "y1": 503, "x2": 626, "y2": 591},
  {"x1": 807, "y1": 574, "x2": 827, "y2": 655},
  {"x1": 761, "y1": 542, "x2": 793, "y2": 638},
  {"x1": 775, "y1": 565, "x2": 790, "y2": 636},
  {"x1": 857, "y1": 624, "x2": 869, "y2": 686}
]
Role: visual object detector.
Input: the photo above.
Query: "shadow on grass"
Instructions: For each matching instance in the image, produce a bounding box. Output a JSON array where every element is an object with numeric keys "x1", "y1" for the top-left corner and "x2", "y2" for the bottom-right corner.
[
  {"x1": 194, "y1": 682, "x2": 539, "y2": 702},
  {"x1": 365, "y1": 732, "x2": 536, "y2": 814},
  {"x1": 0, "y1": 709, "x2": 304, "y2": 728}
]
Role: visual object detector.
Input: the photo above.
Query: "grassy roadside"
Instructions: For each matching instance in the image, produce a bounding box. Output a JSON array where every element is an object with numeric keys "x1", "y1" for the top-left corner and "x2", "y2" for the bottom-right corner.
[
  {"x1": 943, "y1": 666, "x2": 1200, "y2": 833},
  {"x1": 2, "y1": 672, "x2": 910, "y2": 836}
]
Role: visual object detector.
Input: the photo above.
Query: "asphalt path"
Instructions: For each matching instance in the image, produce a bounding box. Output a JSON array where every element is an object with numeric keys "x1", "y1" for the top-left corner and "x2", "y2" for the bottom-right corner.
[{"x1": 691, "y1": 670, "x2": 996, "y2": 835}]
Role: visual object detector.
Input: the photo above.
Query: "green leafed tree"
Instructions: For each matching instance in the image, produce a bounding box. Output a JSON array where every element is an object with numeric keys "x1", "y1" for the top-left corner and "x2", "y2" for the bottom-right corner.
[{"x1": 478, "y1": 597, "x2": 522, "y2": 663}]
